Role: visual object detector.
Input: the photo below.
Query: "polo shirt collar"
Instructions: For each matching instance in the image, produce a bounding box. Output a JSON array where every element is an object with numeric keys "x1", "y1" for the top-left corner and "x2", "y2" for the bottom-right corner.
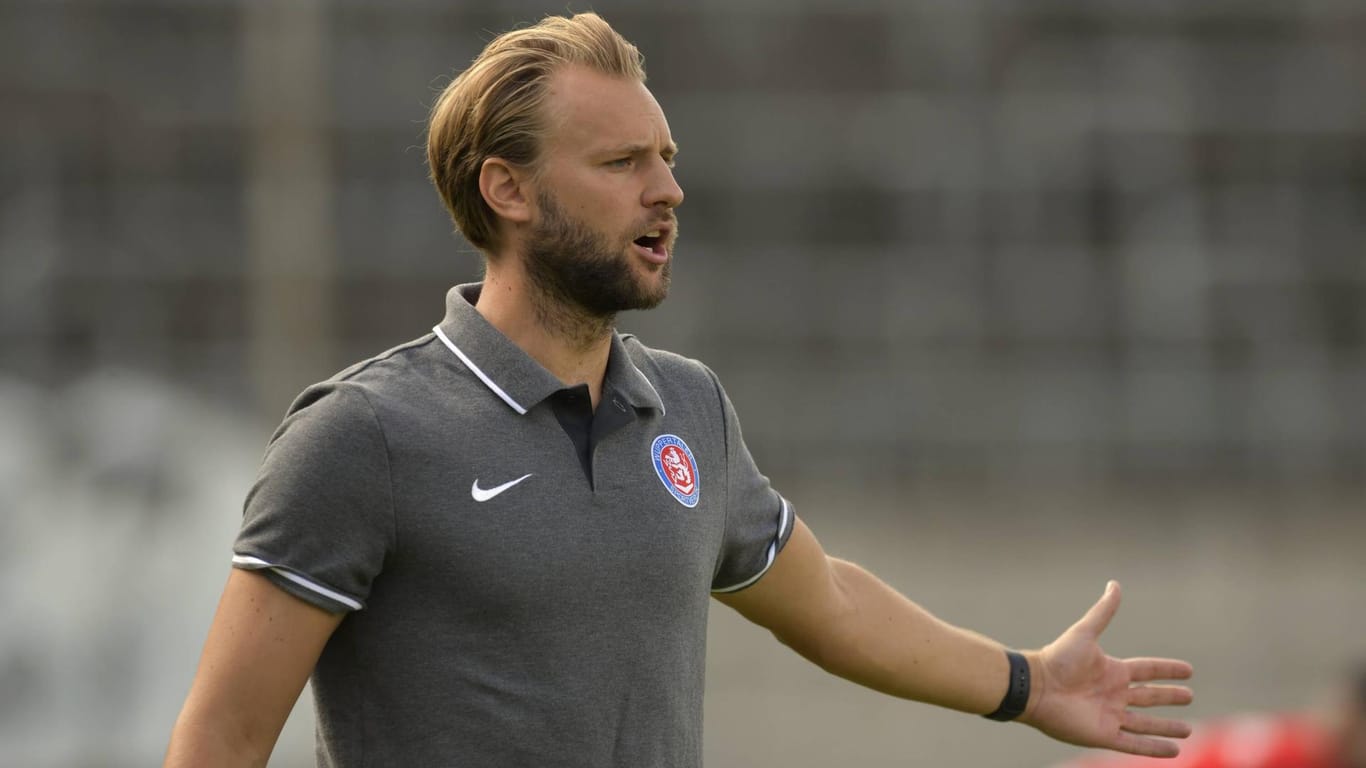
[{"x1": 432, "y1": 283, "x2": 666, "y2": 416}]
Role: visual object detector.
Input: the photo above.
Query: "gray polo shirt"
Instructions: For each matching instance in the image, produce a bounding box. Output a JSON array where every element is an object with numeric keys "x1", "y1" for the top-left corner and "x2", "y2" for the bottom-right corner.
[{"x1": 232, "y1": 283, "x2": 794, "y2": 767}]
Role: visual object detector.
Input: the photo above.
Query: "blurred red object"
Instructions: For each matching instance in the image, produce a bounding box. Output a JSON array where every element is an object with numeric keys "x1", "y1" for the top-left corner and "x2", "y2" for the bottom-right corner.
[{"x1": 1049, "y1": 713, "x2": 1342, "y2": 768}]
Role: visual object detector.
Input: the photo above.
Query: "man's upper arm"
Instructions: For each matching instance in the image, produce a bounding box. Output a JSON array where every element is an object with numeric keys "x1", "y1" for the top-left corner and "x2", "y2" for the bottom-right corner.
[
  {"x1": 166, "y1": 569, "x2": 343, "y2": 767},
  {"x1": 713, "y1": 516, "x2": 846, "y2": 649},
  {"x1": 703, "y1": 365, "x2": 797, "y2": 592}
]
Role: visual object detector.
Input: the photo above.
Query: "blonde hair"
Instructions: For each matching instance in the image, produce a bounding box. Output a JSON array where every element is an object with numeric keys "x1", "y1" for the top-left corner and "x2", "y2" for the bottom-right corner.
[{"x1": 426, "y1": 13, "x2": 646, "y2": 252}]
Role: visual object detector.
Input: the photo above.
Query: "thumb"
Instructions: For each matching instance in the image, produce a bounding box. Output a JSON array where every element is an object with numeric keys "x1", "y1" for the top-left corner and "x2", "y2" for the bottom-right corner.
[{"x1": 1072, "y1": 580, "x2": 1121, "y2": 639}]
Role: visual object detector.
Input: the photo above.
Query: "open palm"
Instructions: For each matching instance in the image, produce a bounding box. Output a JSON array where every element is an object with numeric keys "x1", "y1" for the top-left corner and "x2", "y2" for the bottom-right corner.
[{"x1": 1022, "y1": 581, "x2": 1195, "y2": 758}]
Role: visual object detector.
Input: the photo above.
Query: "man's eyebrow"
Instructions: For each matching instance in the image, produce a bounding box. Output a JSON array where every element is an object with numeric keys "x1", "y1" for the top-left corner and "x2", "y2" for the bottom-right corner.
[{"x1": 601, "y1": 142, "x2": 680, "y2": 158}]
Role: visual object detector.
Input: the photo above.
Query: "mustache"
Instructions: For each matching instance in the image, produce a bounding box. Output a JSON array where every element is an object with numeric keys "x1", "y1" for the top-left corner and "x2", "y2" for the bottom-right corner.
[
  {"x1": 635, "y1": 214, "x2": 680, "y2": 239},
  {"x1": 640, "y1": 215, "x2": 677, "y2": 230}
]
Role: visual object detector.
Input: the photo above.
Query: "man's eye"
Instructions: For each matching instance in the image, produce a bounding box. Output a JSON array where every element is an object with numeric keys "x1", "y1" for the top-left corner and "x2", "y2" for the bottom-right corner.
[{"x1": 607, "y1": 157, "x2": 633, "y2": 168}]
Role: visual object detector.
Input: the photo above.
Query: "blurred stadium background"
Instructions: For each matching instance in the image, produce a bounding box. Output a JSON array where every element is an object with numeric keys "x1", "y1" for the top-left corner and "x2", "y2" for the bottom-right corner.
[{"x1": 1, "y1": 0, "x2": 1362, "y2": 766}]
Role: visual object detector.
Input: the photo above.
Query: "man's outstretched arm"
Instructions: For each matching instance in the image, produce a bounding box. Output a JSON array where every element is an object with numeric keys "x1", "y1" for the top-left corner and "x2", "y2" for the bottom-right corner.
[
  {"x1": 714, "y1": 517, "x2": 1194, "y2": 758},
  {"x1": 165, "y1": 569, "x2": 343, "y2": 768}
]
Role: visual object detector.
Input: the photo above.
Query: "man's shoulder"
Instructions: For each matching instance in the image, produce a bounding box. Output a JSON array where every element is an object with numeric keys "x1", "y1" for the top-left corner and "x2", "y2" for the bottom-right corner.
[
  {"x1": 617, "y1": 334, "x2": 731, "y2": 422},
  {"x1": 333, "y1": 332, "x2": 443, "y2": 384},
  {"x1": 619, "y1": 334, "x2": 717, "y2": 387},
  {"x1": 284, "y1": 331, "x2": 447, "y2": 418}
]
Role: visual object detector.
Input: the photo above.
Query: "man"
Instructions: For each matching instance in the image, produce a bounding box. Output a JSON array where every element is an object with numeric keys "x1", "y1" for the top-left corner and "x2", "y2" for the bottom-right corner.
[{"x1": 165, "y1": 13, "x2": 1193, "y2": 767}]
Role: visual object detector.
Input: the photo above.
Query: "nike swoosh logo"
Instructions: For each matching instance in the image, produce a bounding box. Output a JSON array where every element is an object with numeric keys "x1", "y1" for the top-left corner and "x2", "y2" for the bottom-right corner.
[{"x1": 471, "y1": 473, "x2": 533, "y2": 502}]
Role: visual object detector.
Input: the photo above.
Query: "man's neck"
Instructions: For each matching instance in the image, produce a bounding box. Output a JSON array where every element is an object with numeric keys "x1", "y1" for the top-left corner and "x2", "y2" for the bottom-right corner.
[{"x1": 475, "y1": 269, "x2": 614, "y2": 409}]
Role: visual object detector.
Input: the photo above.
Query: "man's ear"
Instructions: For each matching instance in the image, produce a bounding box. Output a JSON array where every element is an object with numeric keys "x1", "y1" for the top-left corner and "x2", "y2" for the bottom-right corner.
[{"x1": 478, "y1": 157, "x2": 533, "y2": 225}]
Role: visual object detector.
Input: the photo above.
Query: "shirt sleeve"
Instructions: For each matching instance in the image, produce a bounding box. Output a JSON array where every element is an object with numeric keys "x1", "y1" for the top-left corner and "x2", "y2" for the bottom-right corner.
[
  {"x1": 706, "y1": 368, "x2": 795, "y2": 594},
  {"x1": 232, "y1": 382, "x2": 395, "y2": 613}
]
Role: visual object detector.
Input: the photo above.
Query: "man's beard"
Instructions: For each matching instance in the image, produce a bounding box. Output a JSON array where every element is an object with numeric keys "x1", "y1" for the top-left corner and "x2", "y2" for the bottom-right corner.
[{"x1": 522, "y1": 191, "x2": 673, "y2": 338}]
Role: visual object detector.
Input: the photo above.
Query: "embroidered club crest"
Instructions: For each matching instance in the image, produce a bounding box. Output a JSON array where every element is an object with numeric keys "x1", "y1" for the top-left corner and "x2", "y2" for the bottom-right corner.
[{"x1": 651, "y1": 434, "x2": 699, "y2": 508}]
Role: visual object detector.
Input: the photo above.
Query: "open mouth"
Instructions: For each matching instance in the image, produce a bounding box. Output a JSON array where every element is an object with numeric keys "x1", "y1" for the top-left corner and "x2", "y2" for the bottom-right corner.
[
  {"x1": 633, "y1": 233, "x2": 663, "y2": 251},
  {"x1": 632, "y1": 228, "x2": 670, "y2": 263}
]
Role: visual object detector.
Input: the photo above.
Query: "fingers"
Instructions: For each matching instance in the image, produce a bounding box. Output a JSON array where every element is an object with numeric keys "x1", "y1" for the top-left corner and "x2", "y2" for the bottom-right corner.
[
  {"x1": 1099, "y1": 695, "x2": 1195, "y2": 758},
  {"x1": 1110, "y1": 732, "x2": 1183, "y2": 759},
  {"x1": 1125, "y1": 657, "x2": 1194, "y2": 682},
  {"x1": 1072, "y1": 580, "x2": 1121, "y2": 639},
  {"x1": 1127, "y1": 684, "x2": 1194, "y2": 708},
  {"x1": 1122, "y1": 710, "x2": 1193, "y2": 740}
]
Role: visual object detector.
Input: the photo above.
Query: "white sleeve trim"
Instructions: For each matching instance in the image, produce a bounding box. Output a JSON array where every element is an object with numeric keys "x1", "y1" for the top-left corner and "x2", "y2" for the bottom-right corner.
[
  {"x1": 232, "y1": 554, "x2": 364, "y2": 611},
  {"x1": 711, "y1": 497, "x2": 792, "y2": 594}
]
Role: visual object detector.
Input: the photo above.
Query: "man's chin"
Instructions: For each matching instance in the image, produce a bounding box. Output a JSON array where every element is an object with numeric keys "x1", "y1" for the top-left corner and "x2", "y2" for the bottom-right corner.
[
  {"x1": 634, "y1": 267, "x2": 670, "y2": 310},
  {"x1": 618, "y1": 286, "x2": 667, "y2": 313},
  {"x1": 572, "y1": 278, "x2": 668, "y2": 316},
  {"x1": 633, "y1": 292, "x2": 667, "y2": 312}
]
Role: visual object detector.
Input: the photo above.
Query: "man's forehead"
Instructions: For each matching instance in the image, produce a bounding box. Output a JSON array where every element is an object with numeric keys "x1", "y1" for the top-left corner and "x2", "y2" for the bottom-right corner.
[{"x1": 543, "y1": 65, "x2": 673, "y2": 152}]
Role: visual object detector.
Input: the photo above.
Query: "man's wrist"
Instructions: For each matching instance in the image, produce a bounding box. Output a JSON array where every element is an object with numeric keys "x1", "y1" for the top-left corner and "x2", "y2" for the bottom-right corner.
[
  {"x1": 982, "y1": 649, "x2": 1031, "y2": 721},
  {"x1": 1020, "y1": 650, "x2": 1043, "y2": 723}
]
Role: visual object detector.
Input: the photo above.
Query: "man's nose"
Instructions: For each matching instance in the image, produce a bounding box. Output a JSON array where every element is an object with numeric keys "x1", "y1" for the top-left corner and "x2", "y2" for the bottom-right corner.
[{"x1": 645, "y1": 160, "x2": 684, "y2": 209}]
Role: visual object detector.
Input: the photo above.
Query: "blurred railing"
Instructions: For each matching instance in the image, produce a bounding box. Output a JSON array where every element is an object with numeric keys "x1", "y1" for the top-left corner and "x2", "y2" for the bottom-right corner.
[{"x1": 2, "y1": 2, "x2": 1362, "y2": 474}]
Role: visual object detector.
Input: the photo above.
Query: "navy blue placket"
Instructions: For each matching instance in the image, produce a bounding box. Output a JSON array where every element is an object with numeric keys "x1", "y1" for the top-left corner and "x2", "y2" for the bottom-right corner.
[{"x1": 548, "y1": 378, "x2": 637, "y2": 488}]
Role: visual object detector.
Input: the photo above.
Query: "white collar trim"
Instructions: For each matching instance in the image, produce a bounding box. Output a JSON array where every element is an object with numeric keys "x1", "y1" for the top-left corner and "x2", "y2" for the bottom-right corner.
[{"x1": 432, "y1": 324, "x2": 527, "y2": 415}]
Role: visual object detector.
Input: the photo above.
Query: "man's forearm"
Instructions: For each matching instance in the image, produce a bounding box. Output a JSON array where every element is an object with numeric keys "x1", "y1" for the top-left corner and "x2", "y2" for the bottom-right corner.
[
  {"x1": 164, "y1": 713, "x2": 269, "y2": 768},
  {"x1": 720, "y1": 521, "x2": 1192, "y2": 756},
  {"x1": 772, "y1": 557, "x2": 1024, "y2": 716}
]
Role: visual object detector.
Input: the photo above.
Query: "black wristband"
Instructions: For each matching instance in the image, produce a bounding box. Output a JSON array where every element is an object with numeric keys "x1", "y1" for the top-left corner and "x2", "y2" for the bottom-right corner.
[{"x1": 983, "y1": 650, "x2": 1030, "y2": 722}]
